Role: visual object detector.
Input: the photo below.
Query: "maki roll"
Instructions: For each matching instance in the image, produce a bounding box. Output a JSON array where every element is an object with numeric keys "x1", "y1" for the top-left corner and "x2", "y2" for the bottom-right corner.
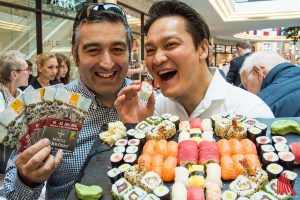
[
  {"x1": 236, "y1": 197, "x2": 250, "y2": 200},
  {"x1": 115, "y1": 138, "x2": 128, "y2": 147},
  {"x1": 110, "y1": 153, "x2": 124, "y2": 168},
  {"x1": 210, "y1": 114, "x2": 222, "y2": 129},
  {"x1": 247, "y1": 127, "x2": 262, "y2": 143},
  {"x1": 262, "y1": 152, "x2": 279, "y2": 168},
  {"x1": 113, "y1": 146, "x2": 125, "y2": 154},
  {"x1": 126, "y1": 146, "x2": 139, "y2": 155},
  {"x1": 107, "y1": 168, "x2": 122, "y2": 184},
  {"x1": 233, "y1": 114, "x2": 246, "y2": 123},
  {"x1": 272, "y1": 136, "x2": 287, "y2": 144},
  {"x1": 278, "y1": 151, "x2": 295, "y2": 169},
  {"x1": 118, "y1": 163, "x2": 132, "y2": 176},
  {"x1": 264, "y1": 179, "x2": 290, "y2": 200},
  {"x1": 266, "y1": 163, "x2": 283, "y2": 180},
  {"x1": 254, "y1": 122, "x2": 268, "y2": 135},
  {"x1": 111, "y1": 178, "x2": 132, "y2": 199},
  {"x1": 123, "y1": 153, "x2": 137, "y2": 165},
  {"x1": 144, "y1": 194, "x2": 160, "y2": 200},
  {"x1": 274, "y1": 143, "x2": 289, "y2": 152},
  {"x1": 260, "y1": 144, "x2": 275, "y2": 157},
  {"x1": 249, "y1": 191, "x2": 277, "y2": 200},
  {"x1": 128, "y1": 139, "x2": 140, "y2": 147},
  {"x1": 282, "y1": 170, "x2": 297, "y2": 188},
  {"x1": 123, "y1": 187, "x2": 147, "y2": 200},
  {"x1": 138, "y1": 81, "x2": 153, "y2": 101},
  {"x1": 153, "y1": 185, "x2": 170, "y2": 200},
  {"x1": 168, "y1": 115, "x2": 180, "y2": 130},
  {"x1": 256, "y1": 136, "x2": 271, "y2": 149},
  {"x1": 134, "y1": 132, "x2": 146, "y2": 146},
  {"x1": 219, "y1": 112, "x2": 229, "y2": 118},
  {"x1": 140, "y1": 171, "x2": 163, "y2": 192},
  {"x1": 136, "y1": 121, "x2": 154, "y2": 133},
  {"x1": 221, "y1": 190, "x2": 237, "y2": 200},
  {"x1": 243, "y1": 118, "x2": 258, "y2": 128},
  {"x1": 161, "y1": 113, "x2": 172, "y2": 120},
  {"x1": 146, "y1": 116, "x2": 163, "y2": 125},
  {"x1": 229, "y1": 175, "x2": 257, "y2": 197},
  {"x1": 126, "y1": 129, "x2": 137, "y2": 139}
]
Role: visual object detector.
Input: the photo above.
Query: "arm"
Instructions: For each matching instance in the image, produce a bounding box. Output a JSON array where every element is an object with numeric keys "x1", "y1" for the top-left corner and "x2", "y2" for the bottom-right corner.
[
  {"x1": 114, "y1": 81, "x2": 155, "y2": 123},
  {"x1": 226, "y1": 60, "x2": 237, "y2": 84}
]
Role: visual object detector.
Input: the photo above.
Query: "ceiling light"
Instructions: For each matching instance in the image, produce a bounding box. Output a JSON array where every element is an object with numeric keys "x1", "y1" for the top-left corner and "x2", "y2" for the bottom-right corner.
[{"x1": 0, "y1": 20, "x2": 28, "y2": 32}]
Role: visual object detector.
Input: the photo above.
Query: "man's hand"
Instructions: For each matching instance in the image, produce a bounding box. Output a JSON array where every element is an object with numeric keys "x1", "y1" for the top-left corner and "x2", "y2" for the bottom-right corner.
[
  {"x1": 16, "y1": 138, "x2": 63, "y2": 187},
  {"x1": 115, "y1": 81, "x2": 155, "y2": 123}
]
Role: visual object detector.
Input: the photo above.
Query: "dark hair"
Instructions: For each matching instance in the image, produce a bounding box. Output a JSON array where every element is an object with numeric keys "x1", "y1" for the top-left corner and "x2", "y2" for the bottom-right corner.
[
  {"x1": 26, "y1": 60, "x2": 33, "y2": 68},
  {"x1": 72, "y1": 3, "x2": 133, "y2": 63},
  {"x1": 236, "y1": 40, "x2": 251, "y2": 50},
  {"x1": 55, "y1": 53, "x2": 70, "y2": 84},
  {"x1": 145, "y1": 0, "x2": 210, "y2": 49}
]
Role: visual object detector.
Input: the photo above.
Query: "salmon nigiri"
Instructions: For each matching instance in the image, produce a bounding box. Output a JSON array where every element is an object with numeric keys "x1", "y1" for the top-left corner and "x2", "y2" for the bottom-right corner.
[
  {"x1": 161, "y1": 156, "x2": 177, "y2": 182},
  {"x1": 143, "y1": 140, "x2": 156, "y2": 156},
  {"x1": 221, "y1": 155, "x2": 238, "y2": 180},
  {"x1": 228, "y1": 138, "x2": 241, "y2": 155},
  {"x1": 151, "y1": 154, "x2": 164, "y2": 169},
  {"x1": 240, "y1": 139, "x2": 257, "y2": 155},
  {"x1": 155, "y1": 139, "x2": 168, "y2": 160},
  {"x1": 217, "y1": 139, "x2": 231, "y2": 157},
  {"x1": 167, "y1": 141, "x2": 178, "y2": 158},
  {"x1": 138, "y1": 154, "x2": 151, "y2": 171},
  {"x1": 244, "y1": 154, "x2": 261, "y2": 169}
]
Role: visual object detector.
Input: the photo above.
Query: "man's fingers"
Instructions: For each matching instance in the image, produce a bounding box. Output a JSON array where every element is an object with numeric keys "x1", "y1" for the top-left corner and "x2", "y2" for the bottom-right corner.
[
  {"x1": 25, "y1": 145, "x2": 52, "y2": 170},
  {"x1": 117, "y1": 85, "x2": 140, "y2": 97},
  {"x1": 146, "y1": 92, "x2": 155, "y2": 110},
  {"x1": 130, "y1": 80, "x2": 141, "y2": 85},
  {"x1": 53, "y1": 149, "x2": 63, "y2": 170},
  {"x1": 17, "y1": 138, "x2": 50, "y2": 165},
  {"x1": 114, "y1": 94, "x2": 126, "y2": 108}
]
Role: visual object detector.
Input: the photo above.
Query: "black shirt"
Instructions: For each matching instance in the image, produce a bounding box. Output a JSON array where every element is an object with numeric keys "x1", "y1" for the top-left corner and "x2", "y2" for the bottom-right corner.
[{"x1": 29, "y1": 76, "x2": 58, "y2": 89}]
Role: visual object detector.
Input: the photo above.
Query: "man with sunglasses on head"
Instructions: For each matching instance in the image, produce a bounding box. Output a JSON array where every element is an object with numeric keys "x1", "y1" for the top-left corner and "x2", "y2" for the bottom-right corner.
[
  {"x1": 115, "y1": 0, "x2": 274, "y2": 124},
  {"x1": 4, "y1": 3, "x2": 133, "y2": 200}
]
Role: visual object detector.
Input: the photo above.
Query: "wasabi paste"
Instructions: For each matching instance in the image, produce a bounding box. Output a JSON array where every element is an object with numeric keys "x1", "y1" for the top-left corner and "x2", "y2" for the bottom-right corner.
[
  {"x1": 271, "y1": 120, "x2": 300, "y2": 135},
  {"x1": 75, "y1": 183, "x2": 103, "y2": 200}
]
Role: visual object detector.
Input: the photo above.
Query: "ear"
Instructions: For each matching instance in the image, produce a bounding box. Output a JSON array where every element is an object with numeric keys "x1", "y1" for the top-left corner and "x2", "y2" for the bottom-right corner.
[
  {"x1": 198, "y1": 39, "x2": 209, "y2": 60},
  {"x1": 38, "y1": 64, "x2": 43, "y2": 72},
  {"x1": 71, "y1": 48, "x2": 78, "y2": 67},
  {"x1": 10, "y1": 71, "x2": 17, "y2": 80}
]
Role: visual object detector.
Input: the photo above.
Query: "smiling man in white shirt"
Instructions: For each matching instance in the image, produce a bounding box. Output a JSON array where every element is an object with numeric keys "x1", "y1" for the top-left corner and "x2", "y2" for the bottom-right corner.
[{"x1": 115, "y1": 0, "x2": 274, "y2": 122}]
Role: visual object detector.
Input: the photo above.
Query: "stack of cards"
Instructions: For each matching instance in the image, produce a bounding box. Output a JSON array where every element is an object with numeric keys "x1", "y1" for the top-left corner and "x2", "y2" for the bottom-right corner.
[{"x1": 0, "y1": 85, "x2": 92, "y2": 153}]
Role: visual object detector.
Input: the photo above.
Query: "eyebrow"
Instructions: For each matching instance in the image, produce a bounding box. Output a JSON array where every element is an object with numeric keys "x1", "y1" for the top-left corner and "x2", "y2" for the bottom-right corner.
[
  {"x1": 82, "y1": 41, "x2": 127, "y2": 50},
  {"x1": 145, "y1": 35, "x2": 182, "y2": 48}
]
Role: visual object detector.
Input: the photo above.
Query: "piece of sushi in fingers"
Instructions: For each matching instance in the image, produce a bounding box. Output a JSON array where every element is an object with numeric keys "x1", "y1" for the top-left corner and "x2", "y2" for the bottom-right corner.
[{"x1": 138, "y1": 81, "x2": 153, "y2": 101}]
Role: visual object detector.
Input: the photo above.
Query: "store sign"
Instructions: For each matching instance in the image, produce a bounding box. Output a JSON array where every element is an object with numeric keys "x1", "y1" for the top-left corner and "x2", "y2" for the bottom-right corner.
[{"x1": 43, "y1": 40, "x2": 61, "y2": 48}]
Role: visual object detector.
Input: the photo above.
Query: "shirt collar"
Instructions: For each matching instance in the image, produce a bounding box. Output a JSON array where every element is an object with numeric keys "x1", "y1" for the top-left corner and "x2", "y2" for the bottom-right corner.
[{"x1": 203, "y1": 67, "x2": 227, "y2": 101}]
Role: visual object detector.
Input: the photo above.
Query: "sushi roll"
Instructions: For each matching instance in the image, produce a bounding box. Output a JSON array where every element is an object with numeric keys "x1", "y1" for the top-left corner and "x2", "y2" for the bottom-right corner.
[
  {"x1": 278, "y1": 151, "x2": 295, "y2": 169},
  {"x1": 123, "y1": 153, "x2": 137, "y2": 165},
  {"x1": 243, "y1": 118, "x2": 258, "y2": 128},
  {"x1": 107, "y1": 168, "x2": 122, "y2": 183},
  {"x1": 128, "y1": 139, "x2": 140, "y2": 147},
  {"x1": 221, "y1": 190, "x2": 237, "y2": 200},
  {"x1": 219, "y1": 112, "x2": 229, "y2": 118},
  {"x1": 247, "y1": 127, "x2": 262, "y2": 143},
  {"x1": 126, "y1": 129, "x2": 137, "y2": 139},
  {"x1": 115, "y1": 138, "x2": 128, "y2": 147},
  {"x1": 113, "y1": 146, "x2": 125, "y2": 154},
  {"x1": 282, "y1": 170, "x2": 297, "y2": 188},
  {"x1": 146, "y1": 116, "x2": 163, "y2": 125},
  {"x1": 140, "y1": 171, "x2": 162, "y2": 192},
  {"x1": 161, "y1": 113, "x2": 172, "y2": 120},
  {"x1": 168, "y1": 115, "x2": 180, "y2": 130},
  {"x1": 126, "y1": 145, "x2": 139, "y2": 155},
  {"x1": 260, "y1": 144, "x2": 275, "y2": 157},
  {"x1": 134, "y1": 132, "x2": 146, "y2": 146},
  {"x1": 210, "y1": 114, "x2": 222, "y2": 129},
  {"x1": 111, "y1": 178, "x2": 132, "y2": 199},
  {"x1": 254, "y1": 122, "x2": 267, "y2": 135},
  {"x1": 264, "y1": 179, "x2": 290, "y2": 200},
  {"x1": 266, "y1": 163, "x2": 283, "y2": 180},
  {"x1": 262, "y1": 152, "x2": 279, "y2": 168},
  {"x1": 138, "y1": 81, "x2": 153, "y2": 101},
  {"x1": 229, "y1": 175, "x2": 257, "y2": 197},
  {"x1": 143, "y1": 194, "x2": 160, "y2": 200},
  {"x1": 236, "y1": 197, "x2": 249, "y2": 200},
  {"x1": 256, "y1": 136, "x2": 271, "y2": 150},
  {"x1": 272, "y1": 136, "x2": 287, "y2": 144},
  {"x1": 136, "y1": 121, "x2": 154, "y2": 133},
  {"x1": 118, "y1": 163, "x2": 132, "y2": 176},
  {"x1": 110, "y1": 153, "x2": 124, "y2": 168},
  {"x1": 233, "y1": 114, "x2": 246, "y2": 123},
  {"x1": 214, "y1": 118, "x2": 231, "y2": 138},
  {"x1": 274, "y1": 143, "x2": 289, "y2": 152},
  {"x1": 123, "y1": 187, "x2": 147, "y2": 200},
  {"x1": 249, "y1": 191, "x2": 277, "y2": 200},
  {"x1": 153, "y1": 185, "x2": 170, "y2": 200}
]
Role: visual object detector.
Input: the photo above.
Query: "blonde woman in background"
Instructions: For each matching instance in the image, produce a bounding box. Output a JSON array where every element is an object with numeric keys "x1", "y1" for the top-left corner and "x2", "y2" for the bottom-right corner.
[
  {"x1": 55, "y1": 53, "x2": 70, "y2": 84},
  {"x1": 0, "y1": 50, "x2": 30, "y2": 113},
  {"x1": 29, "y1": 52, "x2": 58, "y2": 89}
]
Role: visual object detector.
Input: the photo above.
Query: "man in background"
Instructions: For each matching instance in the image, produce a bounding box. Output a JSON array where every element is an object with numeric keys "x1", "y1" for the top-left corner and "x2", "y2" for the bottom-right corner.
[{"x1": 226, "y1": 40, "x2": 252, "y2": 87}]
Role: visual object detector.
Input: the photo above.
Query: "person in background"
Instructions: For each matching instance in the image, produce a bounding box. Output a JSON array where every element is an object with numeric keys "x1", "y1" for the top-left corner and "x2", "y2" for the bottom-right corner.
[
  {"x1": 226, "y1": 40, "x2": 252, "y2": 87},
  {"x1": 55, "y1": 53, "x2": 70, "y2": 84},
  {"x1": 4, "y1": 2, "x2": 133, "y2": 200},
  {"x1": 208, "y1": 45, "x2": 226, "y2": 78},
  {"x1": 19, "y1": 60, "x2": 34, "y2": 91},
  {"x1": 240, "y1": 51, "x2": 300, "y2": 117},
  {"x1": 0, "y1": 50, "x2": 30, "y2": 113},
  {"x1": 296, "y1": 56, "x2": 300, "y2": 66},
  {"x1": 29, "y1": 52, "x2": 58, "y2": 89},
  {"x1": 115, "y1": 0, "x2": 274, "y2": 123}
]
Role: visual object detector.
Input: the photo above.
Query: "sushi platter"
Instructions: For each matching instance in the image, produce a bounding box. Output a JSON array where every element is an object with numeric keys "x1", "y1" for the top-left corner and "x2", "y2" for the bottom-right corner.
[{"x1": 66, "y1": 115, "x2": 300, "y2": 200}]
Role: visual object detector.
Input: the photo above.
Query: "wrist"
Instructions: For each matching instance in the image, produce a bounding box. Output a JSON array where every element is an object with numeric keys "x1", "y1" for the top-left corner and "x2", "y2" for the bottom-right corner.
[{"x1": 17, "y1": 171, "x2": 42, "y2": 188}]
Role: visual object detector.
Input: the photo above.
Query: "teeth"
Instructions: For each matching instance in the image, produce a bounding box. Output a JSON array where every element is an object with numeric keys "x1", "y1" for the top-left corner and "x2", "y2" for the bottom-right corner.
[
  {"x1": 96, "y1": 72, "x2": 114, "y2": 77},
  {"x1": 158, "y1": 69, "x2": 175, "y2": 75}
]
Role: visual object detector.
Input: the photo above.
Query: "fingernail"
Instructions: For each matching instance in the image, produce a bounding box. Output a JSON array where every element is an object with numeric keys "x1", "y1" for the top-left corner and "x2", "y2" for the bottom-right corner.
[
  {"x1": 59, "y1": 149, "x2": 64, "y2": 156},
  {"x1": 43, "y1": 138, "x2": 50, "y2": 145}
]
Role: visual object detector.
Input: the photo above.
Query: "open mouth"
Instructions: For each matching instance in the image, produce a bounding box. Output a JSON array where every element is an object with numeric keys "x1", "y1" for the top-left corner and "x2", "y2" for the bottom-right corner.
[
  {"x1": 95, "y1": 71, "x2": 117, "y2": 78},
  {"x1": 158, "y1": 69, "x2": 177, "y2": 81}
]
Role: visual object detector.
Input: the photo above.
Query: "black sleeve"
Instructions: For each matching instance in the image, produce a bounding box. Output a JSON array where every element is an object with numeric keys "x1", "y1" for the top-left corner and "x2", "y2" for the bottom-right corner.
[{"x1": 226, "y1": 60, "x2": 237, "y2": 84}]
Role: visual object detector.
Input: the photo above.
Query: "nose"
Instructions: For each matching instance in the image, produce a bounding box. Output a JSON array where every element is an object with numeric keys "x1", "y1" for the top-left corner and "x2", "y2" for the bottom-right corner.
[
  {"x1": 99, "y1": 51, "x2": 114, "y2": 69},
  {"x1": 152, "y1": 49, "x2": 167, "y2": 66}
]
